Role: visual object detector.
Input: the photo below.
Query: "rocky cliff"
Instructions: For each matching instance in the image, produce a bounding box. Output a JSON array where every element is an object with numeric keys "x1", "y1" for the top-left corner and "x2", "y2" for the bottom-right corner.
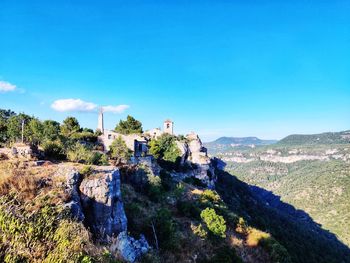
[
  {"x1": 175, "y1": 132, "x2": 217, "y2": 187},
  {"x1": 62, "y1": 165, "x2": 149, "y2": 262}
]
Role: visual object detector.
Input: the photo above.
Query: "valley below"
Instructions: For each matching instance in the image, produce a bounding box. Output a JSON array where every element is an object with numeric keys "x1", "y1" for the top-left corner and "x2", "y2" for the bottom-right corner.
[{"x1": 205, "y1": 132, "x2": 350, "y2": 248}]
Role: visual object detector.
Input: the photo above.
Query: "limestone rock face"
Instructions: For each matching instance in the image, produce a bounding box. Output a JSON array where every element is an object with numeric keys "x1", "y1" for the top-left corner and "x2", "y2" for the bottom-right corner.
[
  {"x1": 64, "y1": 167, "x2": 85, "y2": 221},
  {"x1": 187, "y1": 134, "x2": 211, "y2": 165},
  {"x1": 131, "y1": 156, "x2": 161, "y2": 176},
  {"x1": 112, "y1": 231, "x2": 149, "y2": 263},
  {"x1": 172, "y1": 133, "x2": 216, "y2": 187},
  {"x1": 176, "y1": 141, "x2": 189, "y2": 165},
  {"x1": 62, "y1": 166, "x2": 149, "y2": 262},
  {"x1": 79, "y1": 168, "x2": 127, "y2": 239}
]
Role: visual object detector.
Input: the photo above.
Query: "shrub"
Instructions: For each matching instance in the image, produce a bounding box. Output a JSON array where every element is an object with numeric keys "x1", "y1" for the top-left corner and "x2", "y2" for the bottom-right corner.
[
  {"x1": 159, "y1": 170, "x2": 175, "y2": 191},
  {"x1": 236, "y1": 217, "x2": 248, "y2": 235},
  {"x1": 201, "y1": 189, "x2": 221, "y2": 204},
  {"x1": 200, "y1": 208, "x2": 226, "y2": 238},
  {"x1": 0, "y1": 196, "x2": 93, "y2": 262},
  {"x1": 67, "y1": 143, "x2": 107, "y2": 165},
  {"x1": 149, "y1": 134, "x2": 181, "y2": 168},
  {"x1": 151, "y1": 208, "x2": 177, "y2": 250},
  {"x1": 42, "y1": 140, "x2": 66, "y2": 160},
  {"x1": 70, "y1": 131, "x2": 98, "y2": 143},
  {"x1": 79, "y1": 165, "x2": 93, "y2": 177},
  {"x1": 90, "y1": 151, "x2": 109, "y2": 166},
  {"x1": 258, "y1": 236, "x2": 292, "y2": 263},
  {"x1": 210, "y1": 246, "x2": 242, "y2": 263},
  {"x1": 146, "y1": 174, "x2": 163, "y2": 202},
  {"x1": 176, "y1": 200, "x2": 201, "y2": 219},
  {"x1": 109, "y1": 136, "x2": 132, "y2": 165},
  {"x1": 246, "y1": 228, "x2": 270, "y2": 247},
  {"x1": 191, "y1": 223, "x2": 207, "y2": 239}
]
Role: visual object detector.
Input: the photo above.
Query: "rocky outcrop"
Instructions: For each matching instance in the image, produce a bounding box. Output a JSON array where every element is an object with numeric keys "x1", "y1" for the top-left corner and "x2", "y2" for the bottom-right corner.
[
  {"x1": 131, "y1": 156, "x2": 161, "y2": 176},
  {"x1": 62, "y1": 166, "x2": 149, "y2": 262},
  {"x1": 79, "y1": 167, "x2": 127, "y2": 240},
  {"x1": 64, "y1": 167, "x2": 85, "y2": 221},
  {"x1": 172, "y1": 133, "x2": 217, "y2": 187},
  {"x1": 111, "y1": 232, "x2": 149, "y2": 263}
]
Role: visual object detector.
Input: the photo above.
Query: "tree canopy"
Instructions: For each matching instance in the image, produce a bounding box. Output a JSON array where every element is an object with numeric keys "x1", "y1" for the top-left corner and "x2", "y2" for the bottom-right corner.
[
  {"x1": 60, "y1": 117, "x2": 81, "y2": 137},
  {"x1": 115, "y1": 115, "x2": 143, "y2": 135},
  {"x1": 149, "y1": 134, "x2": 181, "y2": 163},
  {"x1": 109, "y1": 136, "x2": 132, "y2": 164}
]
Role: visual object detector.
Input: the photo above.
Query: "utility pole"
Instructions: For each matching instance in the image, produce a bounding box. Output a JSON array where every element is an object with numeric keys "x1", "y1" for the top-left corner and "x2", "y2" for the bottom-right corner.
[{"x1": 21, "y1": 119, "x2": 25, "y2": 143}]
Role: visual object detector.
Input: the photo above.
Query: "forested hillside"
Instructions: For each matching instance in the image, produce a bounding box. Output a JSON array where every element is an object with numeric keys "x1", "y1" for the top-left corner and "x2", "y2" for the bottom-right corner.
[
  {"x1": 207, "y1": 133, "x2": 350, "y2": 251},
  {"x1": 278, "y1": 131, "x2": 350, "y2": 145}
]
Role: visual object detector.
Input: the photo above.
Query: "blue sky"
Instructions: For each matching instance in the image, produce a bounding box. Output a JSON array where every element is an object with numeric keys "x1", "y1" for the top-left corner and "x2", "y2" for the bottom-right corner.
[{"x1": 0, "y1": 0, "x2": 349, "y2": 141}]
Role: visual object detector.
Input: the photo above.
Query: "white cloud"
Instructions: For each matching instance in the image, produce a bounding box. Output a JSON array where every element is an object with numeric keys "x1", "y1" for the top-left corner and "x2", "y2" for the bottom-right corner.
[
  {"x1": 51, "y1": 98, "x2": 97, "y2": 112},
  {"x1": 0, "y1": 81, "x2": 16, "y2": 92},
  {"x1": 51, "y1": 99, "x2": 130, "y2": 114},
  {"x1": 102, "y1": 104, "x2": 130, "y2": 113}
]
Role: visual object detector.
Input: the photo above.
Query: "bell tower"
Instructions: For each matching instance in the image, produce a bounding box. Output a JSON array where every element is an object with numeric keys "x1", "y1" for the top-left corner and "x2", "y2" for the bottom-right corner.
[
  {"x1": 163, "y1": 119, "x2": 174, "y2": 135},
  {"x1": 97, "y1": 107, "x2": 104, "y2": 134}
]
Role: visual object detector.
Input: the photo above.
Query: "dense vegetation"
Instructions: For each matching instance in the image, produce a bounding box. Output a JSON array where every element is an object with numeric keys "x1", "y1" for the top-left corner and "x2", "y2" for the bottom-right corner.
[
  {"x1": 121, "y1": 165, "x2": 290, "y2": 263},
  {"x1": 0, "y1": 162, "x2": 103, "y2": 262},
  {"x1": 207, "y1": 136, "x2": 350, "y2": 262},
  {"x1": 215, "y1": 169, "x2": 350, "y2": 263},
  {"x1": 0, "y1": 109, "x2": 142, "y2": 167},
  {"x1": 149, "y1": 134, "x2": 182, "y2": 169},
  {"x1": 115, "y1": 115, "x2": 143, "y2": 135}
]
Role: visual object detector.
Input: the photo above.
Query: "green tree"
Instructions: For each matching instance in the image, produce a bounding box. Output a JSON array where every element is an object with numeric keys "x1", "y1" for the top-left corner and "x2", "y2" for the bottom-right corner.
[
  {"x1": 6, "y1": 113, "x2": 33, "y2": 143},
  {"x1": 60, "y1": 117, "x2": 81, "y2": 137},
  {"x1": 149, "y1": 134, "x2": 181, "y2": 163},
  {"x1": 115, "y1": 115, "x2": 143, "y2": 134},
  {"x1": 42, "y1": 120, "x2": 61, "y2": 141},
  {"x1": 200, "y1": 208, "x2": 226, "y2": 238},
  {"x1": 109, "y1": 136, "x2": 132, "y2": 164},
  {"x1": 0, "y1": 109, "x2": 16, "y2": 143},
  {"x1": 27, "y1": 118, "x2": 44, "y2": 145}
]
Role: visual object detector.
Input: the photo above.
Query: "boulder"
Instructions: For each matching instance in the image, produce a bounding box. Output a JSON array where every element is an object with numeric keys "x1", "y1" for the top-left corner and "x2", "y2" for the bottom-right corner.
[{"x1": 112, "y1": 231, "x2": 149, "y2": 263}]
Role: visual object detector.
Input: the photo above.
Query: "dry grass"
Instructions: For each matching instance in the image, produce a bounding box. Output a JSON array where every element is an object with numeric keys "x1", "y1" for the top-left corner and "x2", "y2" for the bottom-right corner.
[
  {"x1": 246, "y1": 228, "x2": 271, "y2": 247},
  {"x1": 0, "y1": 160, "x2": 62, "y2": 203}
]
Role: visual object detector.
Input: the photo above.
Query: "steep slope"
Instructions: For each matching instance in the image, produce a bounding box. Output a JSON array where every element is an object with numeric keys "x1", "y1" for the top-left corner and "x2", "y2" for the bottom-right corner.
[
  {"x1": 215, "y1": 169, "x2": 350, "y2": 263},
  {"x1": 206, "y1": 135, "x2": 350, "y2": 251}
]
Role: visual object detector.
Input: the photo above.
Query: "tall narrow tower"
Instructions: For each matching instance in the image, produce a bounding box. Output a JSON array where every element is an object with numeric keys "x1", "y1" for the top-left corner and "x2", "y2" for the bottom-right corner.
[
  {"x1": 163, "y1": 119, "x2": 174, "y2": 135},
  {"x1": 97, "y1": 107, "x2": 104, "y2": 134}
]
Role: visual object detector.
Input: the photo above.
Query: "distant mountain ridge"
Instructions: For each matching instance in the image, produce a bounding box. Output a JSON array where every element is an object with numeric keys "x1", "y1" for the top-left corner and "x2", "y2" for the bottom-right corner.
[
  {"x1": 206, "y1": 129, "x2": 350, "y2": 248},
  {"x1": 206, "y1": 136, "x2": 277, "y2": 146},
  {"x1": 204, "y1": 136, "x2": 277, "y2": 154},
  {"x1": 278, "y1": 130, "x2": 350, "y2": 145}
]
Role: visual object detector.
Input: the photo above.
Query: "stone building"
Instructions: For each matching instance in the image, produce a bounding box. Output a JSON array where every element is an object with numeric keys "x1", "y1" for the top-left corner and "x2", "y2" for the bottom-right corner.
[
  {"x1": 97, "y1": 110, "x2": 148, "y2": 157},
  {"x1": 145, "y1": 119, "x2": 175, "y2": 139},
  {"x1": 97, "y1": 112, "x2": 176, "y2": 157},
  {"x1": 163, "y1": 119, "x2": 174, "y2": 135}
]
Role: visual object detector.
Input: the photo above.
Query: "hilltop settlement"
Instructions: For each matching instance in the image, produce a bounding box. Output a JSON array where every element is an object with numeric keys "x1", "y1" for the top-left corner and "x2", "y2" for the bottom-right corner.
[{"x1": 0, "y1": 109, "x2": 349, "y2": 263}]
